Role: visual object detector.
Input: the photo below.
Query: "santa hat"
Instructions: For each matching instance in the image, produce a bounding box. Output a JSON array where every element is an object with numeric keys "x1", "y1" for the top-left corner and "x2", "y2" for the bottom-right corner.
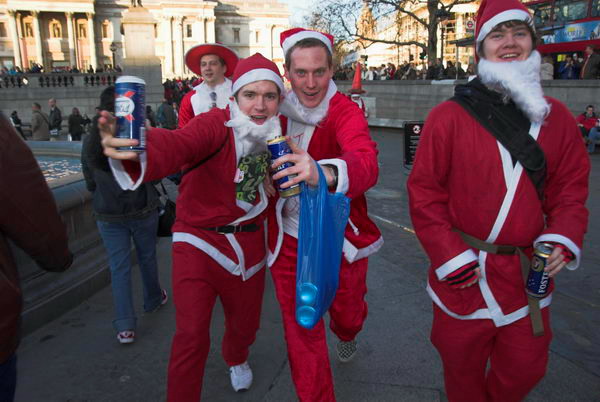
[
  {"x1": 280, "y1": 28, "x2": 334, "y2": 56},
  {"x1": 184, "y1": 43, "x2": 239, "y2": 77},
  {"x1": 349, "y1": 63, "x2": 366, "y2": 94},
  {"x1": 475, "y1": 0, "x2": 533, "y2": 47},
  {"x1": 231, "y1": 53, "x2": 284, "y2": 95}
]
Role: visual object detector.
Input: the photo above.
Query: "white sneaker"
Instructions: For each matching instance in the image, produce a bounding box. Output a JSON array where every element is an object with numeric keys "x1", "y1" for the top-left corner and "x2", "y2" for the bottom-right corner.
[
  {"x1": 117, "y1": 330, "x2": 135, "y2": 344},
  {"x1": 229, "y1": 361, "x2": 253, "y2": 392}
]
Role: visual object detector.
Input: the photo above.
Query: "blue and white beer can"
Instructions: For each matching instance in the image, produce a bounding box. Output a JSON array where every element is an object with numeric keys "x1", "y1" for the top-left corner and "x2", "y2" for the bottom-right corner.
[
  {"x1": 526, "y1": 243, "x2": 553, "y2": 298},
  {"x1": 115, "y1": 76, "x2": 146, "y2": 152}
]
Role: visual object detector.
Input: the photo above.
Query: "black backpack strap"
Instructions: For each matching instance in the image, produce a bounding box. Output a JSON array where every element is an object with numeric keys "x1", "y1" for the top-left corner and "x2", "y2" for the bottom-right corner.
[{"x1": 449, "y1": 84, "x2": 546, "y2": 201}]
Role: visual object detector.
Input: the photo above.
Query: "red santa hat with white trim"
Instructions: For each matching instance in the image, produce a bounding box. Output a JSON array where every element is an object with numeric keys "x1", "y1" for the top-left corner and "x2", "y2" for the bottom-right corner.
[
  {"x1": 280, "y1": 28, "x2": 334, "y2": 56},
  {"x1": 231, "y1": 53, "x2": 284, "y2": 95},
  {"x1": 475, "y1": 0, "x2": 534, "y2": 53}
]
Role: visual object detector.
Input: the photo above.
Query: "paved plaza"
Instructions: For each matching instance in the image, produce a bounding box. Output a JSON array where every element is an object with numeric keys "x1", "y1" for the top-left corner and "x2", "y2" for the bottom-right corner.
[{"x1": 14, "y1": 129, "x2": 600, "y2": 401}]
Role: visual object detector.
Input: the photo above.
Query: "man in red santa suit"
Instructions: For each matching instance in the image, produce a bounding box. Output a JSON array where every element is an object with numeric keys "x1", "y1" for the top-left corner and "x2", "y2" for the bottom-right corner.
[
  {"x1": 98, "y1": 53, "x2": 285, "y2": 402},
  {"x1": 178, "y1": 43, "x2": 238, "y2": 128},
  {"x1": 266, "y1": 28, "x2": 383, "y2": 401},
  {"x1": 407, "y1": 0, "x2": 590, "y2": 401}
]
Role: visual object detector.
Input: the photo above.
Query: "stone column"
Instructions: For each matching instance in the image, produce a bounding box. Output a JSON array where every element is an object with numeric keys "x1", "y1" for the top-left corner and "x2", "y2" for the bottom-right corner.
[
  {"x1": 87, "y1": 13, "x2": 97, "y2": 69},
  {"x1": 196, "y1": 18, "x2": 205, "y2": 44},
  {"x1": 173, "y1": 16, "x2": 183, "y2": 76},
  {"x1": 163, "y1": 16, "x2": 173, "y2": 76},
  {"x1": 7, "y1": 10, "x2": 22, "y2": 68},
  {"x1": 206, "y1": 17, "x2": 215, "y2": 43},
  {"x1": 65, "y1": 12, "x2": 76, "y2": 68},
  {"x1": 31, "y1": 11, "x2": 44, "y2": 66}
]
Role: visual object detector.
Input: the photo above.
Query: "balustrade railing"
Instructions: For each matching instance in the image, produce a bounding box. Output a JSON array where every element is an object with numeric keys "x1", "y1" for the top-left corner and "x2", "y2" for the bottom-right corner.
[{"x1": 0, "y1": 73, "x2": 122, "y2": 89}]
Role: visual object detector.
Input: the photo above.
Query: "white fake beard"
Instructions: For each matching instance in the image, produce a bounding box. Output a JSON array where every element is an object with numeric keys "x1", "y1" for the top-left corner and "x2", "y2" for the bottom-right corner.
[
  {"x1": 279, "y1": 80, "x2": 337, "y2": 126},
  {"x1": 478, "y1": 50, "x2": 551, "y2": 123},
  {"x1": 225, "y1": 99, "x2": 281, "y2": 157}
]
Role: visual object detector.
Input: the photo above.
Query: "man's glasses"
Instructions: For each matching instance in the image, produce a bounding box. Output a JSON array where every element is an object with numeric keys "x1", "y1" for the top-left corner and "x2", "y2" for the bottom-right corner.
[{"x1": 209, "y1": 92, "x2": 217, "y2": 109}]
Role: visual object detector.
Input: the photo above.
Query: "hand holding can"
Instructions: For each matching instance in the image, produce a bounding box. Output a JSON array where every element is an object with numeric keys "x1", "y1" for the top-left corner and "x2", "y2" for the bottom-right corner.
[{"x1": 115, "y1": 76, "x2": 146, "y2": 152}]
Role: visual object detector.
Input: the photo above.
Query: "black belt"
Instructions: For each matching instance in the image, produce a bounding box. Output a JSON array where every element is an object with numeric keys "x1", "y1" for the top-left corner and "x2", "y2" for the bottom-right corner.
[{"x1": 202, "y1": 223, "x2": 260, "y2": 234}]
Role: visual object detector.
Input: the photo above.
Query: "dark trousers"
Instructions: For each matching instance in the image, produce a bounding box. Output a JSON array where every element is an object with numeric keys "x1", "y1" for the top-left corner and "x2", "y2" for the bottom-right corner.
[{"x1": 0, "y1": 353, "x2": 17, "y2": 402}]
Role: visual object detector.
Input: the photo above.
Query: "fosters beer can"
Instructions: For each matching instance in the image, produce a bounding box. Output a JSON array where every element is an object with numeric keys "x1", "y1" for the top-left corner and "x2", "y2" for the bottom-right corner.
[
  {"x1": 115, "y1": 76, "x2": 146, "y2": 152},
  {"x1": 267, "y1": 136, "x2": 301, "y2": 198},
  {"x1": 526, "y1": 243, "x2": 553, "y2": 298}
]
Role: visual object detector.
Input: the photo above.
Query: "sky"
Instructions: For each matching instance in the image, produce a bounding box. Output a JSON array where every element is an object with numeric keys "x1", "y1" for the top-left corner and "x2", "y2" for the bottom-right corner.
[{"x1": 279, "y1": 0, "x2": 318, "y2": 27}]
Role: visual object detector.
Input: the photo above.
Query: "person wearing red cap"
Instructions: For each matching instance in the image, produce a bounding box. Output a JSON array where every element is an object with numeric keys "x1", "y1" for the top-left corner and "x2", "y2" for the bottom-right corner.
[
  {"x1": 98, "y1": 53, "x2": 285, "y2": 401},
  {"x1": 266, "y1": 27, "x2": 382, "y2": 401},
  {"x1": 178, "y1": 43, "x2": 239, "y2": 128},
  {"x1": 348, "y1": 63, "x2": 369, "y2": 118},
  {"x1": 407, "y1": 0, "x2": 589, "y2": 401}
]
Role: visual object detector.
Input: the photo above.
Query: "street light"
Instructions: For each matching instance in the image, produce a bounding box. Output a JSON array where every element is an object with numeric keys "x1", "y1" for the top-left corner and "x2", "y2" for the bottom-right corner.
[{"x1": 109, "y1": 42, "x2": 118, "y2": 69}]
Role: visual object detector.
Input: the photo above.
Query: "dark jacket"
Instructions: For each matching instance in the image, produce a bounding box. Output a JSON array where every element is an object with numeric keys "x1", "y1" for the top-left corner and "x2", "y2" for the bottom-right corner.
[
  {"x1": 81, "y1": 115, "x2": 160, "y2": 222},
  {"x1": 0, "y1": 112, "x2": 72, "y2": 363},
  {"x1": 48, "y1": 106, "x2": 62, "y2": 131},
  {"x1": 581, "y1": 53, "x2": 600, "y2": 79},
  {"x1": 68, "y1": 113, "x2": 85, "y2": 140}
]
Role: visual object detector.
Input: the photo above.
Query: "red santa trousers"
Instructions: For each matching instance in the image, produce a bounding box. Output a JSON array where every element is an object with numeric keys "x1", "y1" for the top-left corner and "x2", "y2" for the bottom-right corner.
[
  {"x1": 270, "y1": 234, "x2": 369, "y2": 402},
  {"x1": 167, "y1": 242, "x2": 266, "y2": 402},
  {"x1": 431, "y1": 304, "x2": 552, "y2": 402}
]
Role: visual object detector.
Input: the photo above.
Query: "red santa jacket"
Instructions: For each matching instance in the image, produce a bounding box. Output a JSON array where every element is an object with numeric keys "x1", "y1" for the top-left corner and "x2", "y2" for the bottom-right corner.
[
  {"x1": 407, "y1": 97, "x2": 589, "y2": 327},
  {"x1": 178, "y1": 79, "x2": 233, "y2": 128},
  {"x1": 111, "y1": 108, "x2": 269, "y2": 280},
  {"x1": 267, "y1": 92, "x2": 383, "y2": 266}
]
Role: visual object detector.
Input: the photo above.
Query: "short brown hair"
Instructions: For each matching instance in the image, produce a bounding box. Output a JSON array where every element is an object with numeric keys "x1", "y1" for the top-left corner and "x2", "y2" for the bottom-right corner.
[
  {"x1": 284, "y1": 38, "x2": 333, "y2": 69},
  {"x1": 478, "y1": 20, "x2": 537, "y2": 59}
]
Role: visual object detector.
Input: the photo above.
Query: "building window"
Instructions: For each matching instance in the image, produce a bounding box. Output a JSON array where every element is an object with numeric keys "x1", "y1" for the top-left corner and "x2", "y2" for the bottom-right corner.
[
  {"x1": 554, "y1": 0, "x2": 588, "y2": 23},
  {"x1": 255, "y1": 30, "x2": 259, "y2": 43},
  {"x1": 0, "y1": 22, "x2": 7, "y2": 38},
  {"x1": 78, "y1": 23, "x2": 87, "y2": 38},
  {"x1": 50, "y1": 20, "x2": 62, "y2": 38},
  {"x1": 186, "y1": 23, "x2": 193, "y2": 38},
  {"x1": 233, "y1": 27, "x2": 240, "y2": 43},
  {"x1": 24, "y1": 22, "x2": 33, "y2": 38},
  {"x1": 101, "y1": 21, "x2": 110, "y2": 39},
  {"x1": 593, "y1": 0, "x2": 600, "y2": 17}
]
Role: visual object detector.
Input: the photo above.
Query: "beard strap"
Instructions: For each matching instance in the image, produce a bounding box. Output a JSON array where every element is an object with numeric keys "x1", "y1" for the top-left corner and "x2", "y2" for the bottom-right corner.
[{"x1": 450, "y1": 78, "x2": 547, "y2": 201}]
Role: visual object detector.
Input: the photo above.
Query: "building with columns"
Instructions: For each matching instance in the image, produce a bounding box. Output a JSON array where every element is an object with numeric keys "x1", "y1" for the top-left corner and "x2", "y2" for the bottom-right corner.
[{"x1": 0, "y1": 0, "x2": 290, "y2": 78}]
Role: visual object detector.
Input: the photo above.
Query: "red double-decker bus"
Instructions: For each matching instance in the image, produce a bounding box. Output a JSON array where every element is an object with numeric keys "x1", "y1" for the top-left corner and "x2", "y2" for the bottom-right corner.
[{"x1": 525, "y1": 0, "x2": 600, "y2": 57}]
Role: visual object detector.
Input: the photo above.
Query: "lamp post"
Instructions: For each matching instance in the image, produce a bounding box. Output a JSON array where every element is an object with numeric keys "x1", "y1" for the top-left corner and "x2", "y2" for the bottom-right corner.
[{"x1": 109, "y1": 42, "x2": 117, "y2": 69}]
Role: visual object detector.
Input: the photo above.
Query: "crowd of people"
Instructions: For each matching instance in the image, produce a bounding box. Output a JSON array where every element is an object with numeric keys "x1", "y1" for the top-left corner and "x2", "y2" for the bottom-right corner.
[
  {"x1": 334, "y1": 44, "x2": 600, "y2": 81},
  {"x1": 0, "y1": 1, "x2": 593, "y2": 401},
  {"x1": 0, "y1": 64, "x2": 123, "y2": 76}
]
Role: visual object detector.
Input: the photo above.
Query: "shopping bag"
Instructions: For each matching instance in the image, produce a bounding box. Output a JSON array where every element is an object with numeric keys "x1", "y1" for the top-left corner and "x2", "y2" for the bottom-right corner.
[
  {"x1": 156, "y1": 181, "x2": 176, "y2": 237},
  {"x1": 295, "y1": 162, "x2": 351, "y2": 329}
]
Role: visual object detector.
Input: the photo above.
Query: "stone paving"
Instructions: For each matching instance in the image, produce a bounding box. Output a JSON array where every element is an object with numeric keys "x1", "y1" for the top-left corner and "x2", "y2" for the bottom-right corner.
[{"x1": 14, "y1": 129, "x2": 600, "y2": 401}]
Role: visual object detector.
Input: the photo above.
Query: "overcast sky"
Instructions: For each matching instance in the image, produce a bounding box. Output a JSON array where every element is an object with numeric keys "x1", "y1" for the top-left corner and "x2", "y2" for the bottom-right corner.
[{"x1": 279, "y1": 0, "x2": 317, "y2": 26}]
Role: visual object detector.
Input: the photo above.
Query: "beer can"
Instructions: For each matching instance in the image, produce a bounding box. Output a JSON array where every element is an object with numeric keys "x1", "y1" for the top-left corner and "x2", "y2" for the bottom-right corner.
[
  {"x1": 526, "y1": 243, "x2": 553, "y2": 298},
  {"x1": 115, "y1": 76, "x2": 146, "y2": 152},
  {"x1": 267, "y1": 136, "x2": 301, "y2": 198}
]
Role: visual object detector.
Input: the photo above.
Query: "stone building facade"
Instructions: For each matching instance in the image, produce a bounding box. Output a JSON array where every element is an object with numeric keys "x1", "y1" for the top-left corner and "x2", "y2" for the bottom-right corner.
[{"x1": 0, "y1": 0, "x2": 290, "y2": 78}]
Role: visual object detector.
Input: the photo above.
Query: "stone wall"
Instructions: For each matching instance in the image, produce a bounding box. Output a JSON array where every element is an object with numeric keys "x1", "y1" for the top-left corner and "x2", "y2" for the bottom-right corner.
[
  {"x1": 336, "y1": 79, "x2": 600, "y2": 122},
  {"x1": 0, "y1": 73, "x2": 163, "y2": 124}
]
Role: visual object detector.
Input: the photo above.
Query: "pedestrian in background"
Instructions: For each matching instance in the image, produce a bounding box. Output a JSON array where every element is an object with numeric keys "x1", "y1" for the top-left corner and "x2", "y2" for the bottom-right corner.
[
  {"x1": 540, "y1": 55, "x2": 554, "y2": 80},
  {"x1": 580, "y1": 45, "x2": 600, "y2": 79},
  {"x1": 146, "y1": 105, "x2": 157, "y2": 128},
  {"x1": 0, "y1": 111, "x2": 73, "y2": 402},
  {"x1": 30, "y1": 102, "x2": 50, "y2": 141},
  {"x1": 157, "y1": 98, "x2": 177, "y2": 129},
  {"x1": 68, "y1": 107, "x2": 85, "y2": 141},
  {"x1": 81, "y1": 86, "x2": 167, "y2": 345},
  {"x1": 576, "y1": 104, "x2": 597, "y2": 138},
  {"x1": 9, "y1": 111, "x2": 25, "y2": 140},
  {"x1": 48, "y1": 98, "x2": 62, "y2": 141},
  {"x1": 558, "y1": 55, "x2": 580, "y2": 79}
]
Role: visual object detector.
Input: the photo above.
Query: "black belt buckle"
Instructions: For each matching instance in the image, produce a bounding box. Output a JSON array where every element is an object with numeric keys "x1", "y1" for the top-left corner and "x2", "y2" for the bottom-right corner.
[{"x1": 216, "y1": 225, "x2": 236, "y2": 234}]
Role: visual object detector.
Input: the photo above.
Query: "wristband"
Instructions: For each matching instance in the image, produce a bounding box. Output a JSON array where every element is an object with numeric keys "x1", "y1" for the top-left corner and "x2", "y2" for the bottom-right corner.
[{"x1": 324, "y1": 164, "x2": 338, "y2": 189}]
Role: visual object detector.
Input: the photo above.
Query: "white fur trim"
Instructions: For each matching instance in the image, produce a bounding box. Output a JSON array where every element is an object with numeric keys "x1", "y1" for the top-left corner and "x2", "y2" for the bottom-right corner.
[
  {"x1": 173, "y1": 232, "x2": 265, "y2": 280},
  {"x1": 535, "y1": 234, "x2": 581, "y2": 270},
  {"x1": 267, "y1": 197, "x2": 287, "y2": 267},
  {"x1": 232, "y1": 68, "x2": 284, "y2": 95},
  {"x1": 282, "y1": 31, "x2": 333, "y2": 55},
  {"x1": 487, "y1": 122, "x2": 541, "y2": 243},
  {"x1": 108, "y1": 152, "x2": 147, "y2": 191},
  {"x1": 477, "y1": 9, "x2": 532, "y2": 43},
  {"x1": 434, "y1": 249, "x2": 479, "y2": 280},
  {"x1": 318, "y1": 158, "x2": 349, "y2": 194},
  {"x1": 342, "y1": 235, "x2": 384, "y2": 263}
]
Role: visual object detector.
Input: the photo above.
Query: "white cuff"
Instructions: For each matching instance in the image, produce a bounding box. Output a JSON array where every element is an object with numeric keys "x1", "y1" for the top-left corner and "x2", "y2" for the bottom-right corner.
[
  {"x1": 535, "y1": 234, "x2": 581, "y2": 270},
  {"x1": 108, "y1": 152, "x2": 147, "y2": 191},
  {"x1": 318, "y1": 158, "x2": 348, "y2": 194},
  {"x1": 435, "y1": 249, "x2": 478, "y2": 280}
]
